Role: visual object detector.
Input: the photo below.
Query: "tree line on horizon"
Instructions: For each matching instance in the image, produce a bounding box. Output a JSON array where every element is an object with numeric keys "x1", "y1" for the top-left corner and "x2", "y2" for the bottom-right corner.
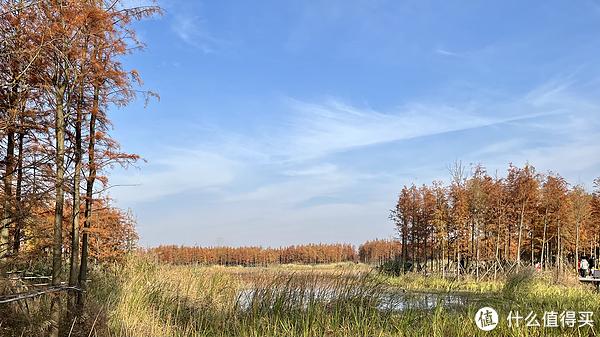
[
  {"x1": 149, "y1": 161, "x2": 600, "y2": 273},
  {"x1": 1, "y1": 1, "x2": 160, "y2": 335},
  {"x1": 148, "y1": 240, "x2": 401, "y2": 266},
  {"x1": 391, "y1": 162, "x2": 600, "y2": 275}
]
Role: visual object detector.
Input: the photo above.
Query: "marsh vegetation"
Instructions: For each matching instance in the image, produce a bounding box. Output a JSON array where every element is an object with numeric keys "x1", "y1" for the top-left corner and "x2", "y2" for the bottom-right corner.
[{"x1": 7, "y1": 257, "x2": 590, "y2": 336}]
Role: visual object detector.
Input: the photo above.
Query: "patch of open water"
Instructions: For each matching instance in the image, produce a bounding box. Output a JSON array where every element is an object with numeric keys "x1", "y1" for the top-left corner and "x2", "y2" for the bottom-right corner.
[{"x1": 236, "y1": 288, "x2": 483, "y2": 312}]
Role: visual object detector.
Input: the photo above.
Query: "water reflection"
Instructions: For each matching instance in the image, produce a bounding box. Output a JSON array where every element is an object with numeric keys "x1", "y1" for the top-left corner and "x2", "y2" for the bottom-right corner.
[
  {"x1": 236, "y1": 287, "x2": 476, "y2": 312},
  {"x1": 380, "y1": 291, "x2": 471, "y2": 311}
]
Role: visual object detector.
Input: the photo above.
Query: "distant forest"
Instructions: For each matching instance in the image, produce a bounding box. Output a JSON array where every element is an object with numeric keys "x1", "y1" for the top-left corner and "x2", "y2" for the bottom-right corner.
[{"x1": 149, "y1": 240, "x2": 399, "y2": 266}]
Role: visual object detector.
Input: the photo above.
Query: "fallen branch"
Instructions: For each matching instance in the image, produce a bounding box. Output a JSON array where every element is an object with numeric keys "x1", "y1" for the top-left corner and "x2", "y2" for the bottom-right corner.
[{"x1": 0, "y1": 285, "x2": 81, "y2": 304}]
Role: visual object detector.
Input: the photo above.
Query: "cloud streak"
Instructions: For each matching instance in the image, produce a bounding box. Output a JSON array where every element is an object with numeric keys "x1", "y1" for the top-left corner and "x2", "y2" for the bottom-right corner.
[
  {"x1": 435, "y1": 48, "x2": 461, "y2": 57},
  {"x1": 271, "y1": 94, "x2": 559, "y2": 162},
  {"x1": 168, "y1": 2, "x2": 228, "y2": 53},
  {"x1": 111, "y1": 149, "x2": 237, "y2": 203},
  {"x1": 114, "y1": 80, "x2": 598, "y2": 204}
]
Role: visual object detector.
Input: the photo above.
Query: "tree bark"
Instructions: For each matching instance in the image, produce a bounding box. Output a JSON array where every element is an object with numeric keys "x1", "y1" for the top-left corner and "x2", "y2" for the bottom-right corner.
[
  {"x1": 541, "y1": 208, "x2": 548, "y2": 269},
  {"x1": 516, "y1": 203, "x2": 525, "y2": 266},
  {"x1": 78, "y1": 85, "x2": 99, "y2": 304},
  {"x1": 12, "y1": 132, "x2": 24, "y2": 254},
  {"x1": 50, "y1": 81, "x2": 66, "y2": 337},
  {"x1": 494, "y1": 216, "x2": 501, "y2": 279},
  {"x1": 576, "y1": 213, "x2": 581, "y2": 273},
  {"x1": 0, "y1": 131, "x2": 15, "y2": 258},
  {"x1": 69, "y1": 90, "x2": 83, "y2": 286}
]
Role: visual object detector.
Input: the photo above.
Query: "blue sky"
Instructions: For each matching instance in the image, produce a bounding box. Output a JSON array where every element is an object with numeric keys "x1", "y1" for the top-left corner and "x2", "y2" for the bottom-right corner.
[{"x1": 109, "y1": 0, "x2": 600, "y2": 248}]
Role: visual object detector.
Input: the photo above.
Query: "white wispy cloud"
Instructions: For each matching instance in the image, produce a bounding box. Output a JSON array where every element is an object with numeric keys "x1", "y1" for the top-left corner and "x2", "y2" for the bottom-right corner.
[
  {"x1": 435, "y1": 48, "x2": 461, "y2": 57},
  {"x1": 283, "y1": 164, "x2": 338, "y2": 177},
  {"x1": 273, "y1": 97, "x2": 552, "y2": 161},
  {"x1": 223, "y1": 165, "x2": 353, "y2": 205},
  {"x1": 171, "y1": 15, "x2": 221, "y2": 53},
  {"x1": 110, "y1": 149, "x2": 238, "y2": 203}
]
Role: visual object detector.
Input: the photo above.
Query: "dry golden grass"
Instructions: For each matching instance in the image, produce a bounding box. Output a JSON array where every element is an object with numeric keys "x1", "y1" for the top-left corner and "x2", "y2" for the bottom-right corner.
[{"x1": 4, "y1": 257, "x2": 600, "y2": 337}]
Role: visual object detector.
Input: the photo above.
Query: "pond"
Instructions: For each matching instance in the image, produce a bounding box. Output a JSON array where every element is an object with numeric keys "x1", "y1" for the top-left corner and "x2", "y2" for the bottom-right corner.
[{"x1": 236, "y1": 287, "x2": 484, "y2": 312}]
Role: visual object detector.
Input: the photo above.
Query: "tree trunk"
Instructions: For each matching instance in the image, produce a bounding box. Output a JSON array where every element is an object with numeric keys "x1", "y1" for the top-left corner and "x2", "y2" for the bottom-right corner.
[
  {"x1": 494, "y1": 222, "x2": 500, "y2": 280},
  {"x1": 516, "y1": 204, "x2": 525, "y2": 265},
  {"x1": 476, "y1": 236, "x2": 480, "y2": 280},
  {"x1": 442, "y1": 238, "x2": 446, "y2": 277},
  {"x1": 78, "y1": 85, "x2": 99, "y2": 305},
  {"x1": 470, "y1": 220, "x2": 475, "y2": 268},
  {"x1": 541, "y1": 208, "x2": 548, "y2": 269},
  {"x1": 1, "y1": 131, "x2": 15, "y2": 258},
  {"x1": 12, "y1": 132, "x2": 24, "y2": 254},
  {"x1": 516, "y1": 203, "x2": 525, "y2": 266},
  {"x1": 506, "y1": 224, "x2": 511, "y2": 262},
  {"x1": 556, "y1": 220, "x2": 561, "y2": 276},
  {"x1": 401, "y1": 219, "x2": 407, "y2": 274},
  {"x1": 68, "y1": 89, "x2": 84, "y2": 317},
  {"x1": 576, "y1": 214, "x2": 580, "y2": 273},
  {"x1": 457, "y1": 250, "x2": 461, "y2": 280},
  {"x1": 69, "y1": 91, "x2": 83, "y2": 286},
  {"x1": 51, "y1": 82, "x2": 67, "y2": 337},
  {"x1": 530, "y1": 231, "x2": 534, "y2": 265},
  {"x1": 474, "y1": 219, "x2": 479, "y2": 279}
]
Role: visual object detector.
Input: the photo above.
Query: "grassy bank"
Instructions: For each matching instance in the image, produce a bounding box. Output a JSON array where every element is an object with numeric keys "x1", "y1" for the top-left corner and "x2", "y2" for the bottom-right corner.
[
  {"x1": 378, "y1": 272, "x2": 505, "y2": 293},
  {"x1": 3, "y1": 257, "x2": 600, "y2": 336}
]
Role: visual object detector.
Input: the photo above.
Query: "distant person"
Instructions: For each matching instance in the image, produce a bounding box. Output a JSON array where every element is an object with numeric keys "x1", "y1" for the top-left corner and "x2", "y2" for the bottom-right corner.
[{"x1": 581, "y1": 257, "x2": 590, "y2": 278}]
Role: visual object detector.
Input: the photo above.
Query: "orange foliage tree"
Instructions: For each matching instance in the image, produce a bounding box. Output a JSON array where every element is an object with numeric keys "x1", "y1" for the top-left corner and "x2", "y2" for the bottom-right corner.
[
  {"x1": 391, "y1": 162, "x2": 599, "y2": 275},
  {"x1": 358, "y1": 239, "x2": 401, "y2": 265}
]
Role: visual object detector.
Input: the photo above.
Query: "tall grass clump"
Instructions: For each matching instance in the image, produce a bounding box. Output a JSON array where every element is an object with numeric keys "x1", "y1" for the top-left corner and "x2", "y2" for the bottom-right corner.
[
  {"x1": 502, "y1": 267, "x2": 535, "y2": 300},
  {"x1": 232, "y1": 271, "x2": 390, "y2": 336},
  {"x1": 88, "y1": 256, "x2": 242, "y2": 337}
]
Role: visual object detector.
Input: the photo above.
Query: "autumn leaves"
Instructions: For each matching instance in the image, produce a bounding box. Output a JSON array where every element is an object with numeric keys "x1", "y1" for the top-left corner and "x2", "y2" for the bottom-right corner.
[
  {"x1": 0, "y1": 0, "x2": 159, "y2": 306},
  {"x1": 391, "y1": 163, "x2": 600, "y2": 274}
]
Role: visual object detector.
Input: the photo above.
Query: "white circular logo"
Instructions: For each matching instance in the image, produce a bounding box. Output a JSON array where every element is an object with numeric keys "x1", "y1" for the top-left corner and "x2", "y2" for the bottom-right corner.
[{"x1": 475, "y1": 306, "x2": 498, "y2": 331}]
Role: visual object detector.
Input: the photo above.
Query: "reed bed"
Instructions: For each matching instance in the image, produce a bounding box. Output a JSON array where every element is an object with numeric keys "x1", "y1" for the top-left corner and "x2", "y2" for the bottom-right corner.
[{"x1": 3, "y1": 257, "x2": 600, "y2": 336}]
